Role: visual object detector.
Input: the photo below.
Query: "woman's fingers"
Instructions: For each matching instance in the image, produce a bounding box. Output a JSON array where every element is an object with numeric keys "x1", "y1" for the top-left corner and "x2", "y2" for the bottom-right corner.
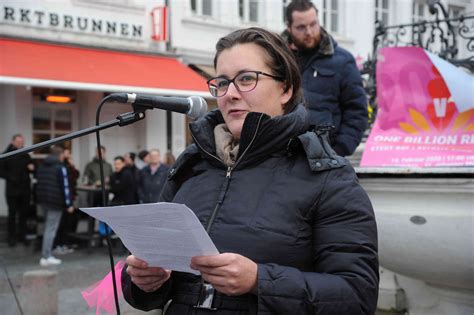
[
  {"x1": 125, "y1": 255, "x2": 172, "y2": 292},
  {"x1": 131, "y1": 269, "x2": 171, "y2": 292},
  {"x1": 131, "y1": 274, "x2": 168, "y2": 286},
  {"x1": 127, "y1": 265, "x2": 168, "y2": 277},
  {"x1": 125, "y1": 255, "x2": 148, "y2": 268}
]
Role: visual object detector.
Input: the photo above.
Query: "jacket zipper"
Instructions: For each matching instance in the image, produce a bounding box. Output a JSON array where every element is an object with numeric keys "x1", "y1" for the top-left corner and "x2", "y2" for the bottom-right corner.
[{"x1": 191, "y1": 114, "x2": 264, "y2": 233}]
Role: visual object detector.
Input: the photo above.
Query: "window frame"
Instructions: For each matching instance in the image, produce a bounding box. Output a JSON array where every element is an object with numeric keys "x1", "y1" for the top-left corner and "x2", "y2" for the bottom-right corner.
[
  {"x1": 190, "y1": 0, "x2": 213, "y2": 17},
  {"x1": 321, "y1": 0, "x2": 341, "y2": 34},
  {"x1": 239, "y1": 0, "x2": 260, "y2": 23},
  {"x1": 375, "y1": 0, "x2": 389, "y2": 25},
  {"x1": 32, "y1": 102, "x2": 76, "y2": 159}
]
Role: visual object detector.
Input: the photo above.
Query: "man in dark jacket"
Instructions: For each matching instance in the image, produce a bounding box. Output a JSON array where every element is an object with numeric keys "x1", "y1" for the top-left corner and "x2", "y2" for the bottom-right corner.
[
  {"x1": 110, "y1": 156, "x2": 137, "y2": 205},
  {"x1": 137, "y1": 149, "x2": 169, "y2": 203},
  {"x1": 54, "y1": 148, "x2": 80, "y2": 253},
  {"x1": 0, "y1": 134, "x2": 35, "y2": 246},
  {"x1": 36, "y1": 146, "x2": 73, "y2": 266},
  {"x1": 286, "y1": 0, "x2": 368, "y2": 156}
]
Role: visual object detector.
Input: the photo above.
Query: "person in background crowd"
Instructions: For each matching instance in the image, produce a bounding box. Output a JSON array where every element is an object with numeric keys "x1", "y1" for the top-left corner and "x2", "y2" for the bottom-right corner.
[
  {"x1": 124, "y1": 152, "x2": 137, "y2": 169},
  {"x1": 83, "y1": 145, "x2": 113, "y2": 207},
  {"x1": 137, "y1": 149, "x2": 169, "y2": 204},
  {"x1": 110, "y1": 156, "x2": 137, "y2": 206},
  {"x1": 122, "y1": 27, "x2": 378, "y2": 315},
  {"x1": 36, "y1": 146, "x2": 74, "y2": 266},
  {"x1": 162, "y1": 151, "x2": 176, "y2": 167},
  {"x1": 83, "y1": 145, "x2": 113, "y2": 187},
  {"x1": 0, "y1": 134, "x2": 35, "y2": 247},
  {"x1": 135, "y1": 150, "x2": 150, "y2": 170},
  {"x1": 54, "y1": 148, "x2": 80, "y2": 254},
  {"x1": 284, "y1": 0, "x2": 368, "y2": 156},
  {"x1": 124, "y1": 151, "x2": 140, "y2": 204}
]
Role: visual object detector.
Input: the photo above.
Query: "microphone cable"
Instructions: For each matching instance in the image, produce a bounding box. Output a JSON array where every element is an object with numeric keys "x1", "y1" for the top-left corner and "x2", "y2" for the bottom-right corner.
[{"x1": 95, "y1": 94, "x2": 121, "y2": 315}]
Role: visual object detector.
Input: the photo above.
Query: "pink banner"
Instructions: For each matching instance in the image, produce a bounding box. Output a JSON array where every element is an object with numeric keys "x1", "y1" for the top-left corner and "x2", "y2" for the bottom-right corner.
[{"x1": 361, "y1": 47, "x2": 474, "y2": 167}]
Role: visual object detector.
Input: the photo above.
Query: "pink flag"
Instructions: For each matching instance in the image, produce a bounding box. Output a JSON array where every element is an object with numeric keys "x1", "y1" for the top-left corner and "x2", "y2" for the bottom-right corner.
[
  {"x1": 361, "y1": 47, "x2": 474, "y2": 167},
  {"x1": 82, "y1": 260, "x2": 125, "y2": 315}
]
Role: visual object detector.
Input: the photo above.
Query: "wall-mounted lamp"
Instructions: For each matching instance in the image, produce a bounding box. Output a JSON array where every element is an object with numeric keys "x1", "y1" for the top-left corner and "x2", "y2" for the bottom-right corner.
[{"x1": 46, "y1": 95, "x2": 73, "y2": 103}]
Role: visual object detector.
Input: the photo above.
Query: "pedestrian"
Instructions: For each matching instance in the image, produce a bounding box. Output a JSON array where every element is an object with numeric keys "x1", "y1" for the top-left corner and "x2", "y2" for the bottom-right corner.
[
  {"x1": 121, "y1": 27, "x2": 378, "y2": 315},
  {"x1": 285, "y1": 0, "x2": 368, "y2": 156},
  {"x1": 124, "y1": 151, "x2": 140, "y2": 203},
  {"x1": 0, "y1": 134, "x2": 35, "y2": 247},
  {"x1": 162, "y1": 151, "x2": 176, "y2": 167},
  {"x1": 54, "y1": 148, "x2": 80, "y2": 254},
  {"x1": 83, "y1": 145, "x2": 113, "y2": 207},
  {"x1": 36, "y1": 146, "x2": 74, "y2": 266},
  {"x1": 137, "y1": 149, "x2": 169, "y2": 204},
  {"x1": 110, "y1": 156, "x2": 137, "y2": 206},
  {"x1": 135, "y1": 150, "x2": 150, "y2": 170},
  {"x1": 83, "y1": 145, "x2": 113, "y2": 187}
]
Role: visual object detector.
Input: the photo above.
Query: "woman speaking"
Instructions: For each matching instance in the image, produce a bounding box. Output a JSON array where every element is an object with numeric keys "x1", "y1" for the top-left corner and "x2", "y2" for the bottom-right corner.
[{"x1": 121, "y1": 27, "x2": 379, "y2": 315}]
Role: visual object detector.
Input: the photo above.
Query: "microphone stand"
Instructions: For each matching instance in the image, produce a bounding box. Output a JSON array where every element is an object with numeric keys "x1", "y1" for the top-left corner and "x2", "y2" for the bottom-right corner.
[
  {"x1": 0, "y1": 111, "x2": 145, "y2": 161},
  {"x1": 0, "y1": 97, "x2": 150, "y2": 315}
]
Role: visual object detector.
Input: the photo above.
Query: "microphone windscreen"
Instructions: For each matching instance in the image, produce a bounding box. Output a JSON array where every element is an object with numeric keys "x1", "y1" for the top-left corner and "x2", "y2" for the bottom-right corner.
[{"x1": 187, "y1": 96, "x2": 208, "y2": 119}]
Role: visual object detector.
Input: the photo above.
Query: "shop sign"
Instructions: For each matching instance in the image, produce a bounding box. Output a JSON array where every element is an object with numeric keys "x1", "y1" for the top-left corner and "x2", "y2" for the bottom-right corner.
[{"x1": 1, "y1": 3, "x2": 144, "y2": 40}]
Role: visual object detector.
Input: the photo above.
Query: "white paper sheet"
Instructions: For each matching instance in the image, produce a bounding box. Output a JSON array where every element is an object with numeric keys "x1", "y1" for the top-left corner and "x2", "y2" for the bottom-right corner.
[{"x1": 79, "y1": 202, "x2": 219, "y2": 274}]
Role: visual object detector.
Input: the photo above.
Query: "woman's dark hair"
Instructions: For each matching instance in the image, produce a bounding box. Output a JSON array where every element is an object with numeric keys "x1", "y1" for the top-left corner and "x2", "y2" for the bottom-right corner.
[{"x1": 213, "y1": 27, "x2": 302, "y2": 114}]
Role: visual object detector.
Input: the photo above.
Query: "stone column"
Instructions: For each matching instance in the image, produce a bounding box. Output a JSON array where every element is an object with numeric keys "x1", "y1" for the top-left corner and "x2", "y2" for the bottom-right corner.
[{"x1": 20, "y1": 270, "x2": 58, "y2": 315}]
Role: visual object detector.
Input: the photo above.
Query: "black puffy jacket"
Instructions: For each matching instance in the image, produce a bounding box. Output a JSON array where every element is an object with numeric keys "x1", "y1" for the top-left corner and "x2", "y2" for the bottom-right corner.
[
  {"x1": 0, "y1": 144, "x2": 32, "y2": 197},
  {"x1": 297, "y1": 31, "x2": 368, "y2": 156},
  {"x1": 36, "y1": 155, "x2": 72, "y2": 210},
  {"x1": 122, "y1": 105, "x2": 379, "y2": 314},
  {"x1": 137, "y1": 164, "x2": 169, "y2": 203}
]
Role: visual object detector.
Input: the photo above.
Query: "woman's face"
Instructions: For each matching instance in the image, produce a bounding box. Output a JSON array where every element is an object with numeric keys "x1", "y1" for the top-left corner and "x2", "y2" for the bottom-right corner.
[{"x1": 215, "y1": 43, "x2": 292, "y2": 140}]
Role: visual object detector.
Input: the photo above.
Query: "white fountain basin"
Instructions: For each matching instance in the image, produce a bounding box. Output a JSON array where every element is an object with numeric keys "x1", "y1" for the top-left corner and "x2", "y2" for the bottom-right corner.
[{"x1": 358, "y1": 173, "x2": 474, "y2": 315}]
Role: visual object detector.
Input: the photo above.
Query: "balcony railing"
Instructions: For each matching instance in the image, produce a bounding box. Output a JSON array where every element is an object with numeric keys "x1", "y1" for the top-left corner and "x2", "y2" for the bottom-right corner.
[{"x1": 362, "y1": 0, "x2": 474, "y2": 123}]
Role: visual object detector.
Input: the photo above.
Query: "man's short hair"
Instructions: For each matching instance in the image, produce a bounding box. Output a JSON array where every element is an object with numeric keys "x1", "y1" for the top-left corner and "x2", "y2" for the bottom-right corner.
[
  {"x1": 138, "y1": 150, "x2": 149, "y2": 160},
  {"x1": 127, "y1": 152, "x2": 136, "y2": 162},
  {"x1": 114, "y1": 156, "x2": 125, "y2": 162},
  {"x1": 286, "y1": 0, "x2": 318, "y2": 26},
  {"x1": 11, "y1": 134, "x2": 23, "y2": 141},
  {"x1": 50, "y1": 145, "x2": 64, "y2": 157}
]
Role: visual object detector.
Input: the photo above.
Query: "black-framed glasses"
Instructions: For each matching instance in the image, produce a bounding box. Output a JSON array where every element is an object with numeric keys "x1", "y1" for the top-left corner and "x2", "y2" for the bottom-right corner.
[{"x1": 207, "y1": 71, "x2": 284, "y2": 98}]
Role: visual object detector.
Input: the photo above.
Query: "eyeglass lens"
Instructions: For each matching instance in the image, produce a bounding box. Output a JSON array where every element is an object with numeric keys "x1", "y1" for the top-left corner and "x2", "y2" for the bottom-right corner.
[{"x1": 208, "y1": 72, "x2": 259, "y2": 97}]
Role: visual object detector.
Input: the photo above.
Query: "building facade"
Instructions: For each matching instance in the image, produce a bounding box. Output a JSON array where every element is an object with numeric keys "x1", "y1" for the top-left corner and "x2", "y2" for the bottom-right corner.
[{"x1": 1, "y1": 0, "x2": 472, "y2": 215}]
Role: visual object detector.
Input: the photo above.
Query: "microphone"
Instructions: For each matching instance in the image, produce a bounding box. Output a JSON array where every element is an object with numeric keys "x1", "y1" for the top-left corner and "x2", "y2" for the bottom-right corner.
[{"x1": 109, "y1": 93, "x2": 208, "y2": 120}]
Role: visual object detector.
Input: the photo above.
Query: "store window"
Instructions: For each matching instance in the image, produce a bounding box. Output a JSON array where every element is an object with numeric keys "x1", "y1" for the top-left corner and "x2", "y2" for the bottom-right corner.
[
  {"x1": 322, "y1": 0, "x2": 339, "y2": 33},
  {"x1": 239, "y1": 0, "x2": 259, "y2": 23},
  {"x1": 375, "y1": 0, "x2": 389, "y2": 25},
  {"x1": 32, "y1": 88, "x2": 75, "y2": 157},
  {"x1": 191, "y1": 0, "x2": 213, "y2": 17}
]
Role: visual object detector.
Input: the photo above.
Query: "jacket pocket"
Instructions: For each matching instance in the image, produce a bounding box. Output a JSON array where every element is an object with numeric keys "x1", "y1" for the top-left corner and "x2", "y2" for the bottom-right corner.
[{"x1": 304, "y1": 65, "x2": 338, "y2": 95}]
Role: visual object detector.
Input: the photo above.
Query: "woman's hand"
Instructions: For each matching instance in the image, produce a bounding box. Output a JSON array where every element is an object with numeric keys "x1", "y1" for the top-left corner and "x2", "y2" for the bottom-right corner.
[
  {"x1": 125, "y1": 255, "x2": 171, "y2": 293},
  {"x1": 190, "y1": 253, "x2": 257, "y2": 296}
]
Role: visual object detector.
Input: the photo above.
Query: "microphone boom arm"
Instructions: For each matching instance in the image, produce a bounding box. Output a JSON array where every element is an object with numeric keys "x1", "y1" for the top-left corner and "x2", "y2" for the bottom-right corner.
[{"x1": 0, "y1": 110, "x2": 145, "y2": 161}]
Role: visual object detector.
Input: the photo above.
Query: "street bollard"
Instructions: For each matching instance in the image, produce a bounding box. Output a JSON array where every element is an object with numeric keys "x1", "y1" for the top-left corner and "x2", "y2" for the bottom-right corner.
[{"x1": 20, "y1": 269, "x2": 58, "y2": 315}]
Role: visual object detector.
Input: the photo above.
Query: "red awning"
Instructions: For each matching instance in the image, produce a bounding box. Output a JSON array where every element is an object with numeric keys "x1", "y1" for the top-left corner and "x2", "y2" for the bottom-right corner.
[{"x1": 0, "y1": 38, "x2": 209, "y2": 97}]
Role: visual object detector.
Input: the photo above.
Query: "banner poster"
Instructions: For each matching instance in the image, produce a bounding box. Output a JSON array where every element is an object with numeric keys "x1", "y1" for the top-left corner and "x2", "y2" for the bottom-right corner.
[{"x1": 361, "y1": 47, "x2": 474, "y2": 167}]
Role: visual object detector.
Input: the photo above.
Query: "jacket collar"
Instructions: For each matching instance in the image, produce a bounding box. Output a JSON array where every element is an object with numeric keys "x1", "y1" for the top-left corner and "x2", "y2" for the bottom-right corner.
[
  {"x1": 317, "y1": 27, "x2": 334, "y2": 56},
  {"x1": 189, "y1": 104, "x2": 309, "y2": 169}
]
